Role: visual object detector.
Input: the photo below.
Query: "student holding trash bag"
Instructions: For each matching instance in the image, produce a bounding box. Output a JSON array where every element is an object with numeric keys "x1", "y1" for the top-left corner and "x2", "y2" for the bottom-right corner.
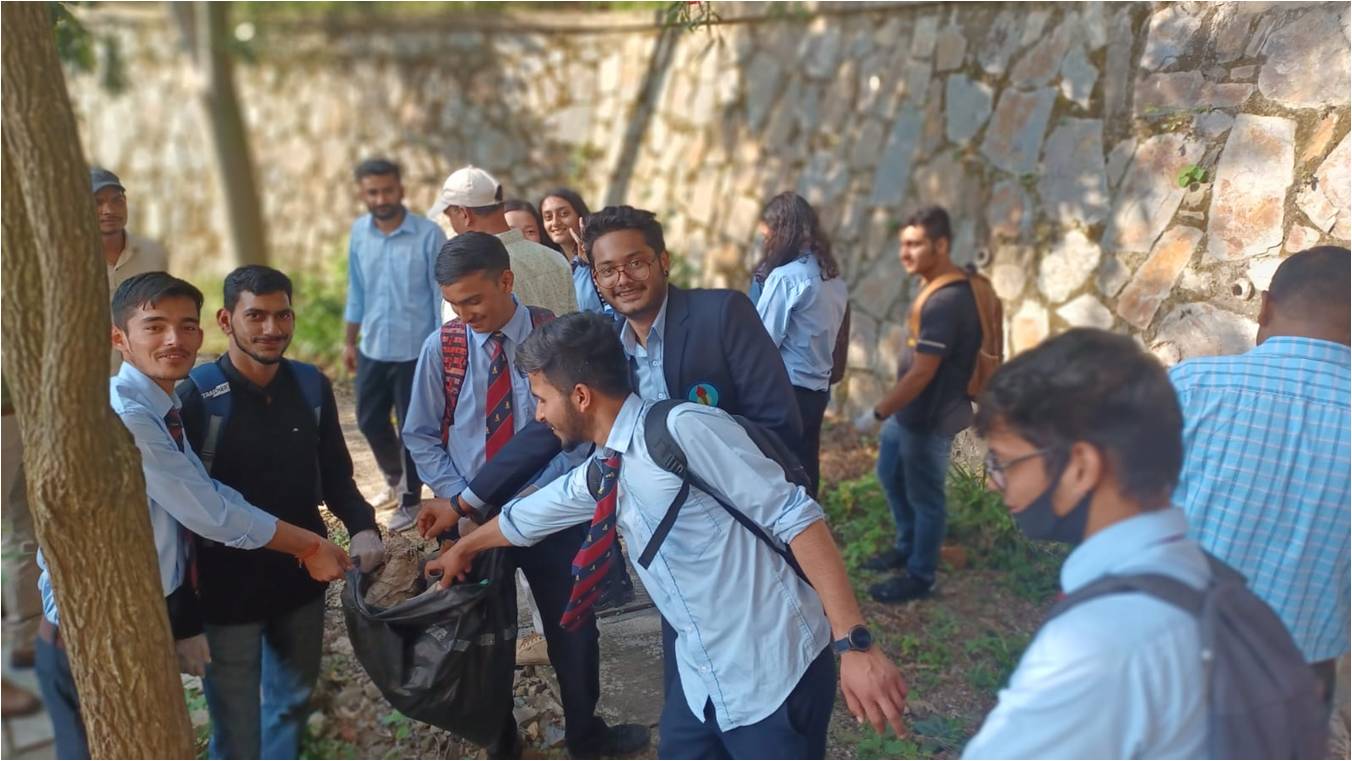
[
  {"x1": 425, "y1": 312, "x2": 908, "y2": 759},
  {"x1": 402, "y1": 233, "x2": 650, "y2": 759}
]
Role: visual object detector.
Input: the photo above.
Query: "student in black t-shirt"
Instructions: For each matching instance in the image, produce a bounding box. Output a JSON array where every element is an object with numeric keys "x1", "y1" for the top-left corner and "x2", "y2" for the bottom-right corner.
[{"x1": 854, "y1": 206, "x2": 981, "y2": 603}]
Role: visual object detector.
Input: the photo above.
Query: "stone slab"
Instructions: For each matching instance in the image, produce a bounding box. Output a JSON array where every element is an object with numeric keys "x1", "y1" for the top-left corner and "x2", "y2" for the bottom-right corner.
[
  {"x1": 978, "y1": 10, "x2": 1024, "y2": 76},
  {"x1": 1207, "y1": 113, "x2": 1296, "y2": 260},
  {"x1": 869, "y1": 106, "x2": 924, "y2": 206},
  {"x1": 1009, "y1": 17, "x2": 1075, "y2": 88},
  {"x1": 1038, "y1": 229, "x2": 1102, "y2": 304},
  {"x1": 1106, "y1": 133, "x2": 1205, "y2": 253},
  {"x1": 1059, "y1": 44, "x2": 1098, "y2": 110},
  {"x1": 1116, "y1": 225, "x2": 1203, "y2": 329},
  {"x1": 981, "y1": 87, "x2": 1056, "y2": 176},
  {"x1": 1152, "y1": 302, "x2": 1257, "y2": 360},
  {"x1": 1141, "y1": 5, "x2": 1201, "y2": 70},
  {"x1": 1297, "y1": 132, "x2": 1351, "y2": 240},
  {"x1": 1011, "y1": 300, "x2": 1050, "y2": 355},
  {"x1": 1259, "y1": 6, "x2": 1352, "y2": 109},
  {"x1": 1039, "y1": 118, "x2": 1109, "y2": 227},
  {"x1": 987, "y1": 180, "x2": 1031, "y2": 240},
  {"x1": 934, "y1": 25, "x2": 967, "y2": 71},
  {"x1": 945, "y1": 75, "x2": 994, "y2": 145},
  {"x1": 1057, "y1": 293, "x2": 1115, "y2": 330}
]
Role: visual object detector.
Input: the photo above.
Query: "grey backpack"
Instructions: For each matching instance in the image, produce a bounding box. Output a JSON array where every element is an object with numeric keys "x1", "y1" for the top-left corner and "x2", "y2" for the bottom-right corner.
[{"x1": 1047, "y1": 552, "x2": 1328, "y2": 759}]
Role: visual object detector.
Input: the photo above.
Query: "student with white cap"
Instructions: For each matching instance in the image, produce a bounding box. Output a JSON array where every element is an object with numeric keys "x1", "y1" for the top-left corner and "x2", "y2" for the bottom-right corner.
[{"x1": 429, "y1": 165, "x2": 576, "y2": 319}]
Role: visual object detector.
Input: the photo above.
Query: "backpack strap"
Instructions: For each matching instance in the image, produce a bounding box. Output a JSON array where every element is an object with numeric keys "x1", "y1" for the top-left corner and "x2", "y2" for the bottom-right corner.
[
  {"x1": 284, "y1": 359, "x2": 325, "y2": 425},
  {"x1": 634, "y1": 400, "x2": 808, "y2": 582},
  {"x1": 439, "y1": 319, "x2": 470, "y2": 447},
  {"x1": 1045, "y1": 572, "x2": 1205, "y2": 623},
  {"x1": 526, "y1": 305, "x2": 556, "y2": 329},
  {"x1": 906, "y1": 271, "x2": 968, "y2": 349},
  {"x1": 186, "y1": 362, "x2": 233, "y2": 475}
]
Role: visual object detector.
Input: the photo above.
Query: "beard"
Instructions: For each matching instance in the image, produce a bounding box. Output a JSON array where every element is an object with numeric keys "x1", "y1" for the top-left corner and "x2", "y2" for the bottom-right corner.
[
  {"x1": 371, "y1": 203, "x2": 401, "y2": 221},
  {"x1": 232, "y1": 331, "x2": 290, "y2": 365},
  {"x1": 551, "y1": 402, "x2": 590, "y2": 449}
]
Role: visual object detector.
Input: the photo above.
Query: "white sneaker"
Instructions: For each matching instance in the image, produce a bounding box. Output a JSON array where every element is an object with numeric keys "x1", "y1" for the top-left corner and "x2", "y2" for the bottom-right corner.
[
  {"x1": 516, "y1": 633, "x2": 550, "y2": 666},
  {"x1": 385, "y1": 505, "x2": 417, "y2": 533},
  {"x1": 369, "y1": 486, "x2": 399, "y2": 511}
]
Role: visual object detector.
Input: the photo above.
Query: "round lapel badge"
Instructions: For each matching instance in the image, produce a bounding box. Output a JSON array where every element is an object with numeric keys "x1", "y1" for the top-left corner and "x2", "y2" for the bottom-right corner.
[{"x1": 688, "y1": 382, "x2": 720, "y2": 407}]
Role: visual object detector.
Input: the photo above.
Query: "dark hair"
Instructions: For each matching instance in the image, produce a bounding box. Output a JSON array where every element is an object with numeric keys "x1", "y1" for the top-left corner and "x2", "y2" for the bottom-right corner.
[
  {"x1": 504, "y1": 198, "x2": 545, "y2": 235},
  {"x1": 756, "y1": 192, "x2": 840, "y2": 282},
  {"x1": 974, "y1": 328, "x2": 1183, "y2": 506},
  {"x1": 111, "y1": 271, "x2": 204, "y2": 330},
  {"x1": 435, "y1": 231, "x2": 511, "y2": 286},
  {"x1": 223, "y1": 265, "x2": 293, "y2": 312},
  {"x1": 354, "y1": 158, "x2": 400, "y2": 182},
  {"x1": 1267, "y1": 246, "x2": 1351, "y2": 323},
  {"x1": 515, "y1": 312, "x2": 632, "y2": 398},
  {"x1": 538, "y1": 187, "x2": 592, "y2": 256},
  {"x1": 902, "y1": 205, "x2": 952, "y2": 245},
  {"x1": 581, "y1": 205, "x2": 666, "y2": 261}
]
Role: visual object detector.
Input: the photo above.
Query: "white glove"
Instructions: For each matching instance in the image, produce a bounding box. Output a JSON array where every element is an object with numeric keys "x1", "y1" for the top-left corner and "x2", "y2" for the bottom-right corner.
[
  {"x1": 854, "y1": 408, "x2": 880, "y2": 434},
  {"x1": 175, "y1": 634, "x2": 211, "y2": 677},
  {"x1": 350, "y1": 529, "x2": 386, "y2": 573}
]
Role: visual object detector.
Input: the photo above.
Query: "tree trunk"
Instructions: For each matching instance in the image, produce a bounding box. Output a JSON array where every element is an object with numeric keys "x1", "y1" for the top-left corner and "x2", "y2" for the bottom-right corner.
[
  {"x1": 0, "y1": 4, "x2": 195, "y2": 757},
  {"x1": 170, "y1": 1, "x2": 269, "y2": 268}
]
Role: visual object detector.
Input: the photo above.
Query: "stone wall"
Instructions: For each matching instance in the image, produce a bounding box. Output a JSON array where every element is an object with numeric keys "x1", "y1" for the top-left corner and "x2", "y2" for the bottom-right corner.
[{"x1": 67, "y1": 2, "x2": 1350, "y2": 412}]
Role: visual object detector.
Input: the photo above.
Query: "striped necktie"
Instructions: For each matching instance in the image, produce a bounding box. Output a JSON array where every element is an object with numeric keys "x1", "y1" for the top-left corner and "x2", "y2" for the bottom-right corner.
[
  {"x1": 484, "y1": 332, "x2": 514, "y2": 461},
  {"x1": 165, "y1": 408, "x2": 185, "y2": 452},
  {"x1": 560, "y1": 452, "x2": 621, "y2": 631}
]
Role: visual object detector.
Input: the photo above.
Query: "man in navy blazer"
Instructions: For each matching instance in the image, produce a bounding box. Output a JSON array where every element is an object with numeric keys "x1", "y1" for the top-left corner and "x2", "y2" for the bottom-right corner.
[{"x1": 442, "y1": 205, "x2": 803, "y2": 521}]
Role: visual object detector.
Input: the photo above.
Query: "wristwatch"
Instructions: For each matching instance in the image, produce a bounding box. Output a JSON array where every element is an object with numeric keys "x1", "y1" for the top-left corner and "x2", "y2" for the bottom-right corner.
[{"x1": 832, "y1": 624, "x2": 873, "y2": 654}]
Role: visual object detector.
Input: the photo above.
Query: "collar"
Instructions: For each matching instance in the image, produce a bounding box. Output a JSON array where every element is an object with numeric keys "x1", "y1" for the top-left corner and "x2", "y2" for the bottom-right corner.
[
  {"x1": 111, "y1": 231, "x2": 136, "y2": 270},
  {"x1": 619, "y1": 287, "x2": 671, "y2": 357},
  {"x1": 601, "y1": 394, "x2": 646, "y2": 457},
  {"x1": 1061, "y1": 507, "x2": 1191, "y2": 594},
  {"x1": 496, "y1": 228, "x2": 525, "y2": 246},
  {"x1": 468, "y1": 298, "x2": 530, "y2": 350},
  {"x1": 1251, "y1": 336, "x2": 1351, "y2": 368},
  {"x1": 115, "y1": 359, "x2": 179, "y2": 417},
  {"x1": 366, "y1": 207, "x2": 414, "y2": 237}
]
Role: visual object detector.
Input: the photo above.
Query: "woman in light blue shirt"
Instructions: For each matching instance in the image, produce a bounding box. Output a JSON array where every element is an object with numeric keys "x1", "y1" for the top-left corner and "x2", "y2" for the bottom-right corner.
[
  {"x1": 751, "y1": 192, "x2": 849, "y2": 494},
  {"x1": 540, "y1": 187, "x2": 612, "y2": 316}
]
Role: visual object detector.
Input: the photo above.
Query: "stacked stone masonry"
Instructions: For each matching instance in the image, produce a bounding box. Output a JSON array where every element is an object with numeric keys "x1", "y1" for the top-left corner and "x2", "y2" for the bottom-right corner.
[{"x1": 66, "y1": 1, "x2": 1351, "y2": 415}]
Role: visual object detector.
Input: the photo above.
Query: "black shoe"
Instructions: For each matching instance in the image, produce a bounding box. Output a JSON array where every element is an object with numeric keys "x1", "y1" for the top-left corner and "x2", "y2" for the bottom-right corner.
[
  {"x1": 594, "y1": 570, "x2": 637, "y2": 613},
  {"x1": 869, "y1": 575, "x2": 933, "y2": 604},
  {"x1": 586, "y1": 723, "x2": 651, "y2": 758},
  {"x1": 861, "y1": 548, "x2": 908, "y2": 572}
]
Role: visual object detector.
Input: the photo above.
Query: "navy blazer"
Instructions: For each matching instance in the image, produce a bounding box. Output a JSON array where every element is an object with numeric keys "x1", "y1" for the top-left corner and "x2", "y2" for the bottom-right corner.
[{"x1": 465, "y1": 285, "x2": 804, "y2": 511}]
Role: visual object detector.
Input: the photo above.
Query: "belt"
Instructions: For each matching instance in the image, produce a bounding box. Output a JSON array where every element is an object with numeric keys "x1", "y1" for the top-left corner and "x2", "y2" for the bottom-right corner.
[{"x1": 38, "y1": 618, "x2": 63, "y2": 649}]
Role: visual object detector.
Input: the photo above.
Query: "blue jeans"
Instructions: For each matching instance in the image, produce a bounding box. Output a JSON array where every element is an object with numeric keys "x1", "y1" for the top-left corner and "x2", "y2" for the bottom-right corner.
[
  {"x1": 876, "y1": 418, "x2": 952, "y2": 584},
  {"x1": 34, "y1": 630, "x2": 90, "y2": 759},
  {"x1": 202, "y1": 597, "x2": 325, "y2": 759}
]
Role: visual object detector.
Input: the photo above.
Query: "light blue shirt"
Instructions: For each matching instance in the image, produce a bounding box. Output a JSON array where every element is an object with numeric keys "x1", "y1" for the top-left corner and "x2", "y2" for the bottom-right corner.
[
  {"x1": 963, "y1": 508, "x2": 1209, "y2": 759},
  {"x1": 571, "y1": 259, "x2": 612, "y2": 316},
  {"x1": 499, "y1": 395, "x2": 831, "y2": 730},
  {"x1": 403, "y1": 301, "x2": 579, "y2": 500},
  {"x1": 754, "y1": 255, "x2": 849, "y2": 391},
  {"x1": 1171, "y1": 336, "x2": 1351, "y2": 662},
  {"x1": 37, "y1": 362, "x2": 278, "y2": 625},
  {"x1": 343, "y1": 209, "x2": 446, "y2": 362},
  {"x1": 619, "y1": 288, "x2": 671, "y2": 401}
]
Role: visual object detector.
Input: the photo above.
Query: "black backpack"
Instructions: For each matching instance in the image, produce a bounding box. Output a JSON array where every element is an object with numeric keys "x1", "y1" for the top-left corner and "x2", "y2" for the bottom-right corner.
[
  {"x1": 1046, "y1": 551, "x2": 1328, "y2": 759},
  {"x1": 586, "y1": 399, "x2": 812, "y2": 581}
]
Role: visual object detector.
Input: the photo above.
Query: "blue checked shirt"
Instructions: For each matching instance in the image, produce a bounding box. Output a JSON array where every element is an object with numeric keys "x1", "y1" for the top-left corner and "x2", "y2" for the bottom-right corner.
[
  {"x1": 1170, "y1": 336, "x2": 1351, "y2": 661},
  {"x1": 343, "y1": 209, "x2": 446, "y2": 362},
  {"x1": 499, "y1": 395, "x2": 831, "y2": 730}
]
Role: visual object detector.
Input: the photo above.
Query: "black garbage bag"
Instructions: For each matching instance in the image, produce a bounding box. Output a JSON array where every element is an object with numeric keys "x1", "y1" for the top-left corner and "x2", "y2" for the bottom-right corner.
[{"x1": 341, "y1": 548, "x2": 518, "y2": 746}]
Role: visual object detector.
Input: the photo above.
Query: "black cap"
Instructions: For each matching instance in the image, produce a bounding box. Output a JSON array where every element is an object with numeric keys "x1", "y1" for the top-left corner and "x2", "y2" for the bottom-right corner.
[{"x1": 90, "y1": 168, "x2": 124, "y2": 194}]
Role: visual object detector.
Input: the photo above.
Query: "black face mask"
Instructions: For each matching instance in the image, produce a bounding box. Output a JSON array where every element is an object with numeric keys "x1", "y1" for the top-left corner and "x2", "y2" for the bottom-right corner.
[{"x1": 1012, "y1": 465, "x2": 1094, "y2": 545}]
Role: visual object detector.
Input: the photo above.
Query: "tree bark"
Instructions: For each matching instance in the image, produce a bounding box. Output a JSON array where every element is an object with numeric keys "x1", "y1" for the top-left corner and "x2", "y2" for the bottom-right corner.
[
  {"x1": 1, "y1": 4, "x2": 195, "y2": 757},
  {"x1": 170, "y1": 1, "x2": 269, "y2": 267}
]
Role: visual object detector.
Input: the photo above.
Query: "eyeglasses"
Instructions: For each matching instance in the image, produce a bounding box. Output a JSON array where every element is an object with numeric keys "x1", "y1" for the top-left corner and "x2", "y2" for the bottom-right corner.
[
  {"x1": 984, "y1": 448, "x2": 1053, "y2": 492},
  {"x1": 593, "y1": 257, "x2": 656, "y2": 288}
]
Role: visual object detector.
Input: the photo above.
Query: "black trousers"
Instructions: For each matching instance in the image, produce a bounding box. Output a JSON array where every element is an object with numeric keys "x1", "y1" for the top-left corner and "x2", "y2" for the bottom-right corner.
[
  {"x1": 491, "y1": 523, "x2": 607, "y2": 758},
  {"x1": 792, "y1": 386, "x2": 831, "y2": 497},
  {"x1": 354, "y1": 354, "x2": 421, "y2": 506}
]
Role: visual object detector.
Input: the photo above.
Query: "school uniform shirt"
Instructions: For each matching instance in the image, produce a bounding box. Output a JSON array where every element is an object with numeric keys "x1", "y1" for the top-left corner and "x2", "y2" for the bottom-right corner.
[
  {"x1": 499, "y1": 395, "x2": 832, "y2": 731},
  {"x1": 178, "y1": 356, "x2": 377, "y2": 625},
  {"x1": 36, "y1": 361, "x2": 278, "y2": 625},
  {"x1": 619, "y1": 289, "x2": 672, "y2": 401},
  {"x1": 571, "y1": 258, "x2": 613, "y2": 316},
  {"x1": 754, "y1": 254, "x2": 849, "y2": 392},
  {"x1": 403, "y1": 300, "x2": 579, "y2": 500},
  {"x1": 344, "y1": 208, "x2": 446, "y2": 363},
  {"x1": 962, "y1": 508, "x2": 1209, "y2": 759}
]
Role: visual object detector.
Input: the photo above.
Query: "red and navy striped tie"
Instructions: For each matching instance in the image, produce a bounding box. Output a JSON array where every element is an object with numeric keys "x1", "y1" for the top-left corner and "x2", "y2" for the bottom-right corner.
[
  {"x1": 165, "y1": 408, "x2": 185, "y2": 452},
  {"x1": 484, "y1": 332, "x2": 514, "y2": 461},
  {"x1": 560, "y1": 452, "x2": 621, "y2": 631}
]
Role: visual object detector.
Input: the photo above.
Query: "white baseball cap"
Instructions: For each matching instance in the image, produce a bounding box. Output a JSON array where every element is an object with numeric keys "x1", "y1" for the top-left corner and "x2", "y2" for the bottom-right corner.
[{"x1": 428, "y1": 165, "x2": 502, "y2": 219}]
